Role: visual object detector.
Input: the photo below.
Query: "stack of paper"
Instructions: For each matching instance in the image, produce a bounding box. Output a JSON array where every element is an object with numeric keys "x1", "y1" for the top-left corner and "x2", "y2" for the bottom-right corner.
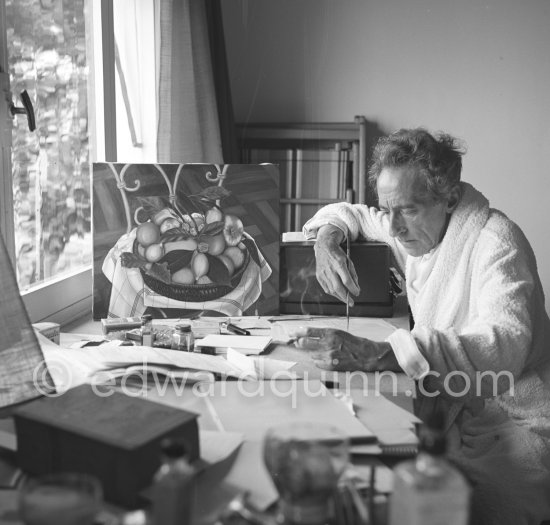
[
  {"x1": 37, "y1": 335, "x2": 295, "y2": 392},
  {"x1": 195, "y1": 335, "x2": 272, "y2": 356},
  {"x1": 347, "y1": 389, "x2": 420, "y2": 456}
]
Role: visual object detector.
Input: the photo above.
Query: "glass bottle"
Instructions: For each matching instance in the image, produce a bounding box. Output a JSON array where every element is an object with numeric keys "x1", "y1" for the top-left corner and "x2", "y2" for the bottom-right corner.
[
  {"x1": 171, "y1": 324, "x2": 195, "y2": 352},
  {"x1": 151, "y1": 439, "x2": 195, "y2": 525},
  {"x1": 140, "y1": 314, "x2": 154, "y2": 346},
  {"x1": 388, "y1": 412, "x2": 471, "y2": 525}
]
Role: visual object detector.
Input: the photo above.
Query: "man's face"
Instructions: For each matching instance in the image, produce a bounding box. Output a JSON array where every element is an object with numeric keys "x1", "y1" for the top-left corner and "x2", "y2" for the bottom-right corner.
[{"x1": 377, "y1": 167, "x2": 454, "y2": 257}]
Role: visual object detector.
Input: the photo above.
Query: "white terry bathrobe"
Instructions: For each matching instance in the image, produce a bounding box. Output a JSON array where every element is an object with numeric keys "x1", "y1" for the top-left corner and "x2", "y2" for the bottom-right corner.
[{"x1": 303, "y1": 182, "x2": 550, "y2": 525}]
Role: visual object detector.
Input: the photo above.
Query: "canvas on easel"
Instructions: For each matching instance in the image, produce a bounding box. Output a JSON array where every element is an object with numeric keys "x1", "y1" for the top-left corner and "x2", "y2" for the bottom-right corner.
[
  {"x1": 0, "y1": 234, "x2": 55, "y2": 408},
  {"x1": 92, "y1": 163, "x2": 280, "y2": 319}
]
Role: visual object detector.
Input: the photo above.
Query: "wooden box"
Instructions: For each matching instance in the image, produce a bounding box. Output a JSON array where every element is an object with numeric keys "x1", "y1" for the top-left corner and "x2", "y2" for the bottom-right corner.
[{"x1": 13, "y1": 384, "x2": 199, "y2": 508}]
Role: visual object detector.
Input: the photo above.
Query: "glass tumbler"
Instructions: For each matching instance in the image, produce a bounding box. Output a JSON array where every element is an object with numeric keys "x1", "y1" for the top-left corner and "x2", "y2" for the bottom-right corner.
[
  {"x1": 18, "y1": 472, "x2": 102, "y2": 525},
  {"x1": 263, "y1": 422, "x2": 349, "y2": 525}
]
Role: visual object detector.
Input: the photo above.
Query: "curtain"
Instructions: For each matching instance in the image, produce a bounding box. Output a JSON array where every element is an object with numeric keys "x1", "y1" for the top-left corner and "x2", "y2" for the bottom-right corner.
[
  {"x1": 206, "y1": 0, "x2": 239, "y2": 164},
  {"x1": 157, "y1": 0, "x2": 236, "y2": 163}
]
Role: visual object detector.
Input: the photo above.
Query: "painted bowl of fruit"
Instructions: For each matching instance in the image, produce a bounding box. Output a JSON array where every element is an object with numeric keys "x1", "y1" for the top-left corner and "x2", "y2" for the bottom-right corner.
[{"x1": 120, "y1": 204, "x2": 256, "y2": 302}]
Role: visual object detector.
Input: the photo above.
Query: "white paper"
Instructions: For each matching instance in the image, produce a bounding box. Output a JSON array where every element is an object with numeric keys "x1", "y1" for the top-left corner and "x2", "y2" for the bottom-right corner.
[
  {"x1": 225, "y1": 350, "x2": 298, "y2": 381},
  {"x1": 226, "y1": 348, "x2": 258, "y2": 380},
  {"x1": 195, "y1": 334, "x2": 272, "y2": 355},
  {"x1": 203, "y1": 380, "x2": 376, "y2": 443},
  {"x1": 347, "y1": 389, "x2": 420, "y2": 447},
  {"x1": 199, "y1": 430, "x2": 244, "y2": 466}
]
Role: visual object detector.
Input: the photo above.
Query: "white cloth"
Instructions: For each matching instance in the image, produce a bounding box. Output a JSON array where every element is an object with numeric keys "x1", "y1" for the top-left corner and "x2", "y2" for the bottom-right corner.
[
  {"x1": 102, "y1": 229, "x2": 272, "y2": 317},
  {"x1": 387, "y1": 328, "x2": 429, "y2": 380},
  {"x1": 303, "y1": 182, "x2": 550, "y2": 524},
  {"x1": 386, "y1": 246, "x2": 441, "y2": 379}
]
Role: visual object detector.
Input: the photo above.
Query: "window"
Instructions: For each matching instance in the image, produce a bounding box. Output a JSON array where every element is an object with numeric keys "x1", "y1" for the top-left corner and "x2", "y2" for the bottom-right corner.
[
  {"x1": 7, "y1": 0, "x2": 92, "y2": 291},
  {"x1": 0, "y1": 0, "x2": 156, "y2": 325}
]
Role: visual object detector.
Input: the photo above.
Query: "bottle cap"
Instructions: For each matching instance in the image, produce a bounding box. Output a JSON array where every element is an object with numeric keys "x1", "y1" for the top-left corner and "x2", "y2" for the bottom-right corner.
[
  {"x1": 175, "y1": 323, "x2": 192, "y2": 332},
  {"x1": 160, "y1": 438, "x2": 186, "y2": 458}
]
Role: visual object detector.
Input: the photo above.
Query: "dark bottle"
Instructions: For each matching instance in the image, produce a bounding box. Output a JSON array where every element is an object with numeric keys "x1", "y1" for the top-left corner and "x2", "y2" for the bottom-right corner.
[
  {"x1": 388, "y1": 412, "x2": 470, "y2": 525},
  {"x1": 140, "y1": 314, "x2": 154, "y2": 346},
  {"x1": 151, "y1": 439, "x2": 195, "y2": 525}
]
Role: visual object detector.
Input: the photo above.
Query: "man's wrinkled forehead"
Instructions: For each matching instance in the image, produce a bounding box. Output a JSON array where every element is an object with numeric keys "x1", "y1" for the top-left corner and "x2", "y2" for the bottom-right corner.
[{"x1": 376, "y1": 167, "x2": 434, "y2": 204}]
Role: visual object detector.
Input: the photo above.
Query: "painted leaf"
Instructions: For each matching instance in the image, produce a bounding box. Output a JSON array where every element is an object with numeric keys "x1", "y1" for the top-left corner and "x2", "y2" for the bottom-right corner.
[
  {"x1": 136, "y1": 196, "x2": 169, "y2": 220},
  {"x1": 241, "y1": 238, "x2": 261, "y2": 267},
  {"x1": 159, "y1": 250, "x2": 194, "y2": 273},
  {"x1": 175, "y1": 188, "x2": 201, "y2": 215},
  {"x1": 146, "y1": 262, "x2": 172, "y2": 284},
  {"x1": 206, "y1": 254, "x2": 231, "y2": 286},
  {"x1": 200, "y1": 221, "x2": 224, "y2": 236},
  {"x1": 196, "y1": 186, "x2": 231, "y2": 201},
  {"x1": 161, "y1": 228, "x2": 193, "y2": 242},
  {"x1": 120, "y1": 252, "x2": 148, "y2": 269},
  {"x1": 189, "y1": 196, "x2": 212, "y2": 214}
]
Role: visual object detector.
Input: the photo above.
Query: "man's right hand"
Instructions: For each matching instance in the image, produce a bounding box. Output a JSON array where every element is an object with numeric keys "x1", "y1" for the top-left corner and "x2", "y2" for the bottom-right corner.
[{"x1": 314, "y1": 225, "x2": 360, "y2": 306}]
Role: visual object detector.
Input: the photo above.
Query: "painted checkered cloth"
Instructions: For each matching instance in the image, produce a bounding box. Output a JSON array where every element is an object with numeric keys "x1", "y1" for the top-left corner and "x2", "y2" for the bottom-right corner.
[
  {"x1": 102, "y1": 230, "x2": 272, "y2": 318},
  {"x1": 0, "y1": 235, "x2": 54, "y2": 407}
]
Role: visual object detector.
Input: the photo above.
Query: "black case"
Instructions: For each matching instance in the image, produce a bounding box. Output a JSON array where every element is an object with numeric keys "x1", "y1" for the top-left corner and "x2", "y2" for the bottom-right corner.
[{"x1": 279, "y1": 241, "x2": 393, "y2": 317}]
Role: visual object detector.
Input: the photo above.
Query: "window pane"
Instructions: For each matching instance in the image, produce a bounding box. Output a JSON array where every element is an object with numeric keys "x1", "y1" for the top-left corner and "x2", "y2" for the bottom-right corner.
[{"x1": 7, "y1": 0, "x2": 92, "y2": 290}]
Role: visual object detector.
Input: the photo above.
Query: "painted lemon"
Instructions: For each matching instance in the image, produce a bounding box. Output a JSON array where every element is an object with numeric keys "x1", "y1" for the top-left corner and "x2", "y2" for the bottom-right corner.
[
  {"x1": 136, "y1": 222, "x2": 160, "y2": 247},
  {"x1": 152, "y1": 208, "x2": 178, "y2": 226},
  {"x1": 145, "y1": 243, "x2": 164, "y2": 263},
  {"x1": 164, "y1": 239, "x2": 198, "y2": 253},
  {"x1": 191, "y1": 252, "x2": 209, "y2": 279},
  {"x1": 159, "y1": 217, "x2": 182, "y2": 234},
  {"x1": 204, "y1": 233, "x2": 226, "y2": 255},
  {"x1": 205, "y1": 207, "x2": 223, "y2": 224},
  {"x1": 223, "y1": 246, "x2": 246, "y2": 269},
  {"x1": 171, "y1": 267, "x2": 195, "y2": 284},
  {"x1": 217, "y1": 254, "x2": 235, "y2": 277}
]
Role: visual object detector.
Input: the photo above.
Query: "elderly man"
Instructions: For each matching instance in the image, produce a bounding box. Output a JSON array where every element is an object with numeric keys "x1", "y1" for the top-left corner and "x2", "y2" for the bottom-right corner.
[{"x1": 299, "y1": 128, "x2": 550, "y2": 524}]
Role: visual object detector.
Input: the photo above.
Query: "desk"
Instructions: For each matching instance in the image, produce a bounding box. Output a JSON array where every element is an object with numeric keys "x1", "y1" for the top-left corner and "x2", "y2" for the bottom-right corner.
[{"x1": 1, "y1": 308, "x2": 416, "y2": 525}]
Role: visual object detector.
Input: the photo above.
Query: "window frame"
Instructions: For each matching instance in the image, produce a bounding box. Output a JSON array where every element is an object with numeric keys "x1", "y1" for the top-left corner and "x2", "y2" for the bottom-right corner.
[{"x1": 0, "y1": 0, "x2": 117, "y2": 326}]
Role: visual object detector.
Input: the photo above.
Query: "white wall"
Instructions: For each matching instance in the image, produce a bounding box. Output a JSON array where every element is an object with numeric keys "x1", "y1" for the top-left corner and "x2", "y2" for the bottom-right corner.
[{"x1": 222, "y1": 0, "x2": 550, "y2": 312}]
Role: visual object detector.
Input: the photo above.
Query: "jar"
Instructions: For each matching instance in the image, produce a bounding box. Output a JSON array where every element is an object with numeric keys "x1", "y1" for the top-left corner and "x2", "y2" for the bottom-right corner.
[
  {"x1": 171, "y1": 324, "x2": 195, "y2": 352},
  {"x1": 140, "y1": 314, "x2": 154, "y2": 346},
  {"x1": 151, "y1": 439, "x2": 195, "y2": 525}
]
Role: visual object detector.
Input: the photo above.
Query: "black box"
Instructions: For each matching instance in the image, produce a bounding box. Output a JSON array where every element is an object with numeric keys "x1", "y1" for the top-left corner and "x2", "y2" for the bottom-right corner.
[
  {"x1": 280, "y1": 241, "x2": 393, "y2": 317},
  {"x1": 13, "y1": 384, "x2": 199, "y2": 508}
]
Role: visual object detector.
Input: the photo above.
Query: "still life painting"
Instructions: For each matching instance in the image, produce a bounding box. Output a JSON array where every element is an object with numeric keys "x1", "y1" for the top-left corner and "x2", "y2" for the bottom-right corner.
[{"x1": 93, "y1": 163, "x2": 279, "y2": 319}]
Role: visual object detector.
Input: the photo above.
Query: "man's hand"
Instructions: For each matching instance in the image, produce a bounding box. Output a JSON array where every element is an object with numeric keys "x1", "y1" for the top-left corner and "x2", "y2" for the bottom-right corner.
[
  {"x1": 314, "y1": 225, "x2": 360, "y2": 305},
  {"x1": 292, "y1": 326, "x2": 402, "y2": 372}
]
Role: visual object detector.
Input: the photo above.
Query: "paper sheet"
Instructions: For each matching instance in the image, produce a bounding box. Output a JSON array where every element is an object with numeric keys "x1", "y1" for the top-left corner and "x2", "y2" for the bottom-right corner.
[
  {"x1": 195, "y1": 334, "x2": 272, "y2": 355},
  {"x1": 199, "y1": 430, "x2": 244, "y2": 466},
  {"x1": 348, "y1": 389, "x2": 420, "y2": 449},
  {"x1": 202, "y1": 380, "x2": 376, "y2": 443}
]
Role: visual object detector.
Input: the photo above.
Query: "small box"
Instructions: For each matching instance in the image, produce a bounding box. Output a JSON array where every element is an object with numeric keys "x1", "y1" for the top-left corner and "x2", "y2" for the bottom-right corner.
[
  {"x1": 13, "y1": 384, "x2": 199, "y2": 507},
  {"x1": 32, "y1": 322, "x2": 61, "y2": 344},
  {"x1": 101, "y1": 317, "x2": 142, "y2": 335}
]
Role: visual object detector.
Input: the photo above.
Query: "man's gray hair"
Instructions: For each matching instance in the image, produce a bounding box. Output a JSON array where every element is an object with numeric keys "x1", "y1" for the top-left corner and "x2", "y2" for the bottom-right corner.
[{"x1": 368, "y1": 128, "x2": 465, "y2": 202}]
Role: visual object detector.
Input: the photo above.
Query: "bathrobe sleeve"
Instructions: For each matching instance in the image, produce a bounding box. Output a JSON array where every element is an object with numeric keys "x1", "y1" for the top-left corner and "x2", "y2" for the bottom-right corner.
[
  {"x1": 302, "y1": 202, "x2": 408, "y2": 273},
  {"x1": 412, "y1": 217, "x2": 538, "y2": 400}
]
